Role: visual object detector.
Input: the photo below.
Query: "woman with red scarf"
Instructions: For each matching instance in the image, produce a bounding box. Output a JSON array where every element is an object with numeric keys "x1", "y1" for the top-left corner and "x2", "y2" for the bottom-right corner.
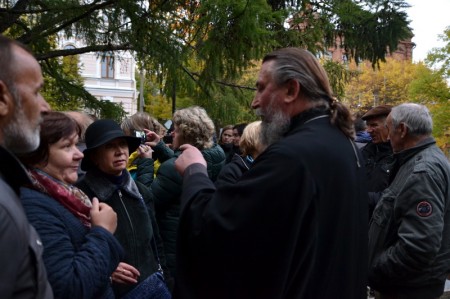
[{"x1": 19, "y1": 112, "x2": 123, "y2": 299}]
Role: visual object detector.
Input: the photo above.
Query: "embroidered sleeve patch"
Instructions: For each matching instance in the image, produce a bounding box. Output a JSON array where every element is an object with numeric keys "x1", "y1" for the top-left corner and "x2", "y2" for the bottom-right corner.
[{"x1": 416, "y1": 201, "x2": 433, "y2": 217}]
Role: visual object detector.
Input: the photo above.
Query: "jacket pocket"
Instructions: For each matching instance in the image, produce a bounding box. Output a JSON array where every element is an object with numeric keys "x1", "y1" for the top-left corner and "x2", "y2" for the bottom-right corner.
[
  {"x1": 369, "y1": 193, "x2": 396, "y2": 266},
  {"x1": 371, "y1": 194, "x2": 395, "y2": 228}
]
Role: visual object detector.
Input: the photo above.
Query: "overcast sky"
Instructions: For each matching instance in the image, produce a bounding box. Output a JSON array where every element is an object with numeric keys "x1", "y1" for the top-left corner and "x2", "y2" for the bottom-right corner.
[{"x1": 406, "y1": 0, "x2": 449, "y2": 62}]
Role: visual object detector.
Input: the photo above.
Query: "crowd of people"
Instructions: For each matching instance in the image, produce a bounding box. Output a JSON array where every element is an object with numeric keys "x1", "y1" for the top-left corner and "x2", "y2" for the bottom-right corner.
[{"x1": 1, "y1": 34, "x2": 450, "y2": 299}]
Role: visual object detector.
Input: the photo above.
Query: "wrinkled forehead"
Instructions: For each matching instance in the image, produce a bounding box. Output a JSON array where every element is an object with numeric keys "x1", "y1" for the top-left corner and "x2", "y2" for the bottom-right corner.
[{"x1": 257, "y1": 60, "x2": 275, "y2": 82}]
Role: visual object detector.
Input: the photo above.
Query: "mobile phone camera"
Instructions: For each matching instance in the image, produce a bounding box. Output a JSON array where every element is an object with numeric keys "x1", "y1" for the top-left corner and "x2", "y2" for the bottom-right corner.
[{"x1": 134, "y1": 130, "x2": 146, "y2": 144}]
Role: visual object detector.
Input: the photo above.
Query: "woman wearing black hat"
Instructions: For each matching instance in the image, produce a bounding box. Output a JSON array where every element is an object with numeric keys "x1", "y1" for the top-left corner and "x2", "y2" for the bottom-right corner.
[{"x1": 76, "y1": 119, "x2": 170, "y2": 298}]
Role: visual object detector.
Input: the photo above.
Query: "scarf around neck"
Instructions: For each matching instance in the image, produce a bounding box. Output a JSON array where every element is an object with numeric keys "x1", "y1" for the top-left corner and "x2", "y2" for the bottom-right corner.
[{"x1": 29, "y1": 169, "x2": 92, "y2": 227}]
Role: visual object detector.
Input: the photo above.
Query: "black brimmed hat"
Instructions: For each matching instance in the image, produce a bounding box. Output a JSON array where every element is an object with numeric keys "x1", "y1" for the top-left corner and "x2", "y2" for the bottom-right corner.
[
  {"x1": 80, "y1": 119, "x2": 141, "y2": 171},
  {"x1": 361, "y1": 105, "x2": 392, "y2": 121}
]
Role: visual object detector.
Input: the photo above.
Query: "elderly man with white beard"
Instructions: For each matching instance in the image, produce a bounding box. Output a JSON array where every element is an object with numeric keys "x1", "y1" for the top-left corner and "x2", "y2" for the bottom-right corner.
[
  {"x1": 0, "y1": 35, "x2": 53, "y2": 298},
  {"x1": 173, "y1": 48, "x2": 369, "y2": 299}
]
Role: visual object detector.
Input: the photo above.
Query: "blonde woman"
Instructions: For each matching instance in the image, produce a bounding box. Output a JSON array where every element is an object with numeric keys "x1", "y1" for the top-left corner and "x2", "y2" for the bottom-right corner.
[
  {"x1": 149, "y1": 106, "x2": 226, "y2": 277},
  {"x1": 215, "y1": 121, "x2": 267, "y2": 189}
]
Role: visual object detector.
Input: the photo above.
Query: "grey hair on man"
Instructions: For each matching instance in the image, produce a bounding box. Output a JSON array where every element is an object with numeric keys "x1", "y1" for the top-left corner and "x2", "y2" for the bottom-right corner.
[{"x1": 390, "y1": 103, "x2": 433, "y2": 136}]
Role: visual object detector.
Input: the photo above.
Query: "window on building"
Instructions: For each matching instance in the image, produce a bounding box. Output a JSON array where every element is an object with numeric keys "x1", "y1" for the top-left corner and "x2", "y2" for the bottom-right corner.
[
  {"x1": 63, "y1": 44, "x2": 78, "y2": 70},
  {"x1": 101, "y1": 54, "x2": 114, "y2": 79}
]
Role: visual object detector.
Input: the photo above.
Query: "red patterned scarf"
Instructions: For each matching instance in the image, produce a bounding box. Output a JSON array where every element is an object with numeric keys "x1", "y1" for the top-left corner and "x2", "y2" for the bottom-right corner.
[{"x1": 28, "y1": 169, "x2": 92, "y2": 227}]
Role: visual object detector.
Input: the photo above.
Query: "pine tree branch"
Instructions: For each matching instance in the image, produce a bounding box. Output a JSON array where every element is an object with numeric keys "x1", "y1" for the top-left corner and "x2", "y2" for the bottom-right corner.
[
  {"x1": 180, "y1": 66, "x2": 256, "y2": 91},
  {"x1": 18, "y1": 0, "x2": 115, "y2": 44},
  {"x1": 0, "y1": 0, "x2": 30, "y2": 33},
  {"x1": 35, "y1": 43, "x2": 132, "y2": 61}
]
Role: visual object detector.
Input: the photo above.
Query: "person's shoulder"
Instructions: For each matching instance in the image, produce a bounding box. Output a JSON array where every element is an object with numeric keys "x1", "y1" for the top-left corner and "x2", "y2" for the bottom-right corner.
[
  {"x1": 0, "y1": 181, "x2": 30, "y2": 236},
  {"x1": 224, "y1": 155, "x2": 248, "y2": 172},
  {"x1": 159, "y1": 155, "x2": 178, "y2": 170},
  {"x1": 203, "y1": 143, "x2": 225, "y2": 155},
  {"x1": 268, "y1": 131, "x2": 311, "y2": 155},
  {"x1": 414, "y1": 145, "x2": 450, "y2": 173},
  {"x1": 135, "y1": 179, "x2": 150, "y2": 195},
  {"x1": 20, "y1": 188, "x2": 60, "y2": 212},
  {"x1": 0, "y1": 178, "x2": 24, "y2": 211},
  {"x1": 202, "y1": 144, "x2": 226, "y2": 163},
  {"x1": 0, "y1": 177, "x2": 16, "y2": 202},
  {"x1": 20, "y1": 187, "x2": 52, "y2": 202},
  {"x1": 0, "y1": 180, "x2": 20, "y2": 219},
  {"x1": 0, "y1": 147, "x2": 32, "y2": 192}
]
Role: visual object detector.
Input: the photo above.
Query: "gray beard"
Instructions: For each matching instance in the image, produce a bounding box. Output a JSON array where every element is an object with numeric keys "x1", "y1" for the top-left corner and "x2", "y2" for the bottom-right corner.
[
  {"x1": 257, "y1": 97, "x2": 291, "y2": 147},
  {"x1": 2, "y1": 93, "x2": 40, "y2": 154},
  {"x1": 260, "y1": 111, "x2": 290, "y2": 146}
]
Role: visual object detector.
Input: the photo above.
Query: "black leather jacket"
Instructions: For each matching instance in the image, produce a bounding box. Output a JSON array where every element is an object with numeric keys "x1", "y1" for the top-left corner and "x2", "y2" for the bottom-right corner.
[
  {"x1": 368, "y1": 138, "x2": 450, "y2": 298},
  {"x1": 0, "y1": 146, "x2": 53, "y2": 299},
  {"x1": 361, "y1": 142, "x2": 395, "y2": 217}
]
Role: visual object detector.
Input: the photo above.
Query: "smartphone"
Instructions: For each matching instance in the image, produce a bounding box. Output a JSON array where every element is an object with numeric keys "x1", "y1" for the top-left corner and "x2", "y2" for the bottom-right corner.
[{"x1": 133, "y1": 130, "x2": 146, "y2": 144}]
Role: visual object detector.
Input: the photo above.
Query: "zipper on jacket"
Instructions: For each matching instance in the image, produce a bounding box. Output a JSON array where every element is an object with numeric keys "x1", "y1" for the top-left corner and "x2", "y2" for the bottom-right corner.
[
  {"x1": 118, "y1": 189, "x2": 139, "y2": 265},
  {"x1": 118, "y1": 189, "x2": 135, "y2": 234}
]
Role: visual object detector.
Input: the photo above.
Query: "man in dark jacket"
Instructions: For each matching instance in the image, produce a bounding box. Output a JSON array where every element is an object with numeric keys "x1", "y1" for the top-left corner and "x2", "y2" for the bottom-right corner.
[
  {"x1": 0, "y1": 35, "x2": 53, "y2": 298},
  {"x1": 174, "y1": 48, "x2": 368, "y2": 299},
  {"x1": 361, "y1": 104, "x2": 395, "y2": 218},
  {"x1": 368, "y1": 103, "x2": 450, "y2": 299}
]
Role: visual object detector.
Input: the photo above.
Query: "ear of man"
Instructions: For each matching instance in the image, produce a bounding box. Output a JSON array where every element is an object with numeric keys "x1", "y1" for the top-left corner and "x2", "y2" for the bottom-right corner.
[
  {"x1": 399, "y1": 122, "x2": 408, "y2": 138},
  {"x1": 0, "y1": 80, "x2": 14, "y2": 117},
  {"x1": 284, "y1": 79, "x2": 300, "y2": 104}
]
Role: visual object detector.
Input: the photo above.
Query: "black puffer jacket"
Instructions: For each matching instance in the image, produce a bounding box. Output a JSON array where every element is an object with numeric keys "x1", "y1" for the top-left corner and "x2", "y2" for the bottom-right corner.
[
  {"x1": 76, "y1": 168, "x2": 168, "y2": 298},
  {"x1": 151, "y1": 143, "x2": 225, "y2": 276},
  {"x1": 127, "y1": 152, "x2": 155, "y2": 188}
]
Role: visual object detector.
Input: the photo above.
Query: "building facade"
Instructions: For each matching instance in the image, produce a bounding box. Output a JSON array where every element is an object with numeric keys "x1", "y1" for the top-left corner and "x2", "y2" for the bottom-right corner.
[
  {"x1": 327, "y1": 36, "x2": 415, "y2": 63},
  {"x1": 60, "y1": 37, "x2": 138, "y2": 115}
]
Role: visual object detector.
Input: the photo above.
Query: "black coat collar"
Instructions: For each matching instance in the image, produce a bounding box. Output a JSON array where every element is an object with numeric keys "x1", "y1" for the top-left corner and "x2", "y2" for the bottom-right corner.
[
  {"x1": 0, "y1": 146, "x2": 31, "y2": 195},
  {"x1": 288, "y1": 107, "x2": 330, "y2": 134},
  {"x1": 394, "y1": 136, "x2": 436, "y2": 166}
]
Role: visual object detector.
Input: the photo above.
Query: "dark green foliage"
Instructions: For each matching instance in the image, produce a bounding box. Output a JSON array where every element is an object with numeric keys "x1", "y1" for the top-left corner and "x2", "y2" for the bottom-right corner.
[
  {"x1": 426, "y1": 26, "x2": 450, "y2": 79},
  {"x1": 0, "y1": 0, "x2": 410, "y2": 122}
]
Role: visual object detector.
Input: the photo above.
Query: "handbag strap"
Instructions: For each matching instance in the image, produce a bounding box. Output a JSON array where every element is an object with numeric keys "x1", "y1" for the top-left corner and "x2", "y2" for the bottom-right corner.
[{"x1": 151, "y1": 235, "x2": 164, "y2": 275}]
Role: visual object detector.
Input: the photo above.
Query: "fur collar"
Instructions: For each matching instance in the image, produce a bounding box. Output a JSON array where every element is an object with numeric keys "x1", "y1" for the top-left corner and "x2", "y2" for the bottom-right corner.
[{"x1": 81, "y1": 168, "x2": 143, "y2": 202}]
